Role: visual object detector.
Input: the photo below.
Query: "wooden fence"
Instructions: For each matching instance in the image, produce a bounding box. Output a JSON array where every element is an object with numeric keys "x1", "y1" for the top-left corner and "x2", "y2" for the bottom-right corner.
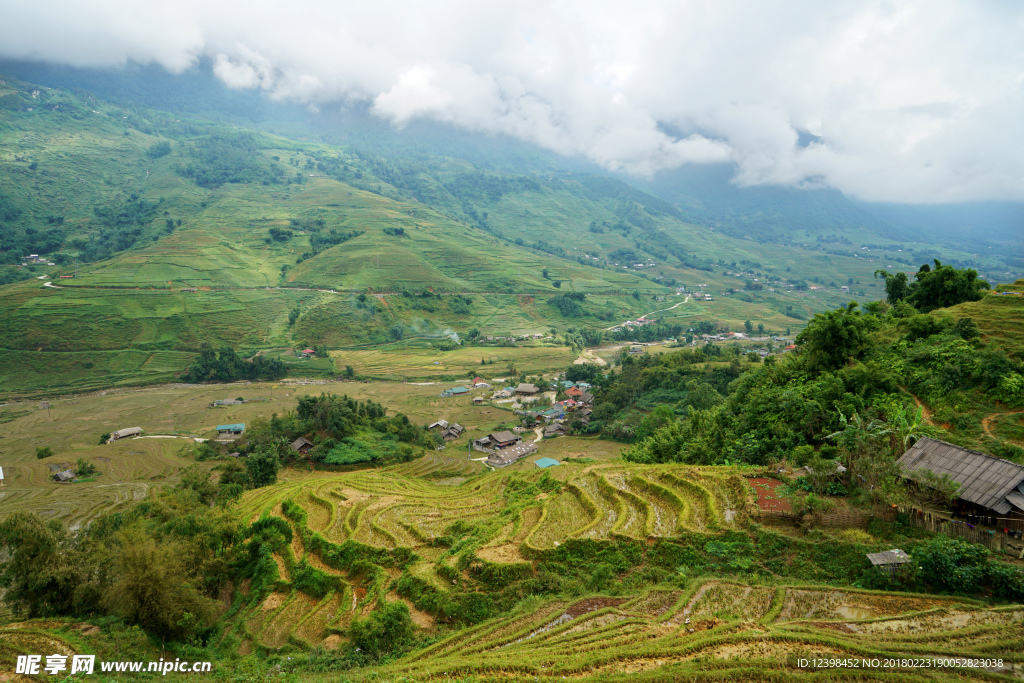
[
  {"x1": 753, "y1": 505, "x2": 1024, "y2": 555},
  {"x1": 751, "y1": 507, "x2": 871, "y2": 529}
]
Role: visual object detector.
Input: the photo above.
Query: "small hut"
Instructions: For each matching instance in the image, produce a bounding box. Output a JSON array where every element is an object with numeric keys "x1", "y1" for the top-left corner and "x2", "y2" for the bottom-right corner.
[
  {"x1": 290, "y1": 437, "x2": 314, "y2": 455},
  {"x1": 866, "y1": 549, "x2": 911, "y2": 574}
]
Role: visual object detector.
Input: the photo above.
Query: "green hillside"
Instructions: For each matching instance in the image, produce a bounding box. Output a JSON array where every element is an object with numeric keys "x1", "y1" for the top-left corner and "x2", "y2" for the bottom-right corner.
[{"x1": 0, "y1": 75, "x2": 1003, "y2": 396}]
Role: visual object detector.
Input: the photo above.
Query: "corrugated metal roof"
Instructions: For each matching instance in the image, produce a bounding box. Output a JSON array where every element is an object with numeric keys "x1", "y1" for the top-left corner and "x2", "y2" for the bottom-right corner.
[
  {"x1": 897, "y1": 437, "x2": 1024, "y2": 514},
  {"x1": 1007, "y1": 491, "x2": 1024, "y2": 513},
  {"x1": 866, "y1": 549, "x2": 910, "y2": 566}
]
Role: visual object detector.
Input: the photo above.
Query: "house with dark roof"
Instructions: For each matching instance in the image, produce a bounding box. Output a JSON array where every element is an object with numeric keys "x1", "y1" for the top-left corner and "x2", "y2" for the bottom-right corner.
[
  {"x1": 290, "y1": 437, "x2": 314, "y2": 454},
  {"x1": 442, "y1": 423, "x2": 465, "y2": 442},
  {"x1": 897, "y1": 437, "x2": 1024, "y2": 516},
  {"x1": 485, "y1": 440, "x2": 538, "y2": 467},
  {"x1": 515, "y1": 383, "x2": 539, "y2": 396},
  {"x1": 544, "y1": 422, "x2": 567, "y2": 438},
  {"x1": 488, "y1": 431, "x2": 522, "y2": 448},
  {"x1": 52, "y1": 469, "x2": 75, "y2": 483}
]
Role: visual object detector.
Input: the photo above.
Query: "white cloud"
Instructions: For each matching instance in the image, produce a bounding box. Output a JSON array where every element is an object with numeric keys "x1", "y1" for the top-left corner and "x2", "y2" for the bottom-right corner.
[{"x1": 1, "y1": 0, "x2": 1022, "y2": 202}]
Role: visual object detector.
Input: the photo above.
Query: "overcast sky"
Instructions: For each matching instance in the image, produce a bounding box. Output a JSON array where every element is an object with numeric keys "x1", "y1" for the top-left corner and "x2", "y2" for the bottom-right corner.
[{"x1": 1, "y1": 0, "x2": 1022, "y2": 203}]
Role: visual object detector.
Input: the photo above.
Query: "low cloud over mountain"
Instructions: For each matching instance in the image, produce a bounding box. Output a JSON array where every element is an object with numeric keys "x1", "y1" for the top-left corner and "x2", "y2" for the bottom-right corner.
[{"x1": 2, "y1": 0, "x2": 1022, "y2": 202}]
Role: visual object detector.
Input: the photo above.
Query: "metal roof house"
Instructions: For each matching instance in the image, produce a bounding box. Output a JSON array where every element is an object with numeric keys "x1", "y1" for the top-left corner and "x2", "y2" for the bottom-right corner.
[
  {"x1": 109, "y1": 427, "x2": 142, "y2": 441},
  {"x1": 216, "y1": 423, "x2": 246, "y2": 437},
  {"x1": 897, "y1": 437, "x2": 1024, "y2": 515},
  {"x1": 52, "y1": 469, "x2": 75, "y2": 483},
  {"x1": 866, "y1": 549, "x2": 911, "y2": 574},
  {"x1": 441, "y1": 386, "x2": 470, "y2": 397},
  {"x1": 535, "y1": 458, "x2": 560, "y2": 468},
  {"x1": 488, "y1": 431, "x2": 522, "y2": 448}
]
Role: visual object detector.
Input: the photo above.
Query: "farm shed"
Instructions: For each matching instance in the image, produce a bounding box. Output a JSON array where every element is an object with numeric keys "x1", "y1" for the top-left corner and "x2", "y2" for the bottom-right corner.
[
  {"x1": 290, "y1": 437, "x2": 314, "y2": 454},
  {"x1": 515, "y1": 383, "x2": 539, "y2": 396},
  {"x1": 485, "y1": 441, "x2": 538, "y2": 468},
  {"x1": 109, "y1": 427, "x2": 142, "y2": 442},
  {"x1": 52, "y1": 469, "x2": 75, "y2": 483},
  {"x1": 897, "y1": 438, "x2": 1024, "y2": 515},
  {"x1": 472, "y1": 396, "x2": 486, "y2": 405},
  {"x1": 535, "y1": 458, "x2": 561, "y2": 468},
  {"x1": 866, "y1": 549, "x2": 911, "y2": 574}
]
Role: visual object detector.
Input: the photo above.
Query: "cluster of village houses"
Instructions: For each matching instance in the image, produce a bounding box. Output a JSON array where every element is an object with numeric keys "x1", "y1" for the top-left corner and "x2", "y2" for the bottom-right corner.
[{"x1": 433, "y1": 378, "x2": 597, "y2": 469}]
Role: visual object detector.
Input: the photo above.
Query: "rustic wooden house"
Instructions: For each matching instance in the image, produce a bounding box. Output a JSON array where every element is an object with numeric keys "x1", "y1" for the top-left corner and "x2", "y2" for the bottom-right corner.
[
  {"x1": 897, "y1": 437, "x2": 1024, "y2": 518},
  {"x1": 290, "y1": 437, "x2": 314, "y2": 454}
]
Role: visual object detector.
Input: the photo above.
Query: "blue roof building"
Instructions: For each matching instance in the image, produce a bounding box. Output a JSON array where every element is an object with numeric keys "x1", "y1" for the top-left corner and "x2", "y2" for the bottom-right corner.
[
  {"x1": 216, "y1": 423, "x2": 246, "y2": 435},
  {"x1": 441, "y1": 386, "x2": 470, "y2": 397},
  {"x1": 535, "y1": 458, "x2": 560, "y2": 468}
]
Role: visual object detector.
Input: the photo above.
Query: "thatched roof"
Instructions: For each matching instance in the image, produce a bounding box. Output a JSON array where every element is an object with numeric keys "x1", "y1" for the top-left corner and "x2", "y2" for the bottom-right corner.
[{"x1": 897, "y1": 437, "x2": 1024, "y2": 515}]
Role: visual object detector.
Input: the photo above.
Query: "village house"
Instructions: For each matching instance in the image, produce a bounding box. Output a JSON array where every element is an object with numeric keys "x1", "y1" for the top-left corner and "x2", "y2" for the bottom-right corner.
[
  {"x1": 428, "y1": 419, "x2": 449, "y2": 430},
  {"x1": 52, "y1": 469, "x2": 75, "y2": 483},
  {"x1": 629, "y1": 345, "x2": 645, "y2": 355},
  {"x1": 290, "y1": 437, "x2": 314, "y2": 455},
  {"x1": 544, "y1": 422, "x2": 567, "y2": 438},
  {"x1": 564, "y1": 386, "x2": 583, "y2": 399},
  {"x1": 485, "y1": 440, "x2": 538, "y2": 468},
  {"x1": 535, "y1": 457, "x2": 560, "y2": 468},
  {"x1": 442, "y1": 423, "x2": 465, "y2": 442},
  {"x1": 472, "y1": 396, "x2": 486, "y2": 405},
  {"x1": 897, "y1": 437, "x2": 1024, "y2": 519},
  {"x1": 441, "y1": 386, "x2": 470, "y2": 397},
  {"x1": 216, "y1": 423, "x2": 246, "y2": 439},
  {"x1": 487, "y1": 430, "x2": 522, "y2": 449},
  {"x1": 108, "y1": 427, "x2": 142, "y2": 442},
  {"x1": 515, "y1": 383, "x2": 539, "y2": 396}
]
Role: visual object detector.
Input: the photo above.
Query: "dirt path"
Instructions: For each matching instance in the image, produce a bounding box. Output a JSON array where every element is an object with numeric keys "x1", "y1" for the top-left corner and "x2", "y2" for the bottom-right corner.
[
  {"x1": 982, "y1": 409, "x2": 1024, "y2": 444},
  {"x1": 602, "y1": 295, "x2": 692, "y2": 332},
  {"x1": 903, "y1": 389, "x2": 935, "y2": 426}
]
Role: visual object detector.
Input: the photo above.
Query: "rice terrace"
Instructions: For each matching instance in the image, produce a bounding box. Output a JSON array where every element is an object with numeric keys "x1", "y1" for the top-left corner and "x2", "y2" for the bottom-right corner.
[{"x1": 3, "y1": 15, "x2": 1024, "y2": 683}]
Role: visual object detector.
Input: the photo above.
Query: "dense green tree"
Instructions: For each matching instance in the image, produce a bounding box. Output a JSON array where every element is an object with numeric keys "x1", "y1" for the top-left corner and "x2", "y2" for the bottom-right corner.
[
  {"x1": 907, "y1": 260, "x2": 989, "y2": 312},
  {"x1": 874, "y1": 269, "x2": 910, "y2": 305},
  {"x1": 245, "y1": 446, "x2": 281, "y2": 488},
  {"x1": 102, "y1": 529, "x2": 216, "y2": 639},
  {"x1": 0, "y1": 513, "x2": 83, "y2": 617},
  {"x1": 795, "y1": 302, "x2": 870, "y2": 373}
]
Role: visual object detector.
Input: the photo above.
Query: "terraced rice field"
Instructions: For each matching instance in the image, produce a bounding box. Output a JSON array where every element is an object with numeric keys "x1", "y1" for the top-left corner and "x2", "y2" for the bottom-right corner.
[
  {"x1": 363, "y1": 583, "x2": 1024, "y2": 681},
  {"x1": 236, "y1": 462, "x2": 744, "y2": 556},
  {"x1": 218, "y1": 461, "x2": 753, "y2": 651}
]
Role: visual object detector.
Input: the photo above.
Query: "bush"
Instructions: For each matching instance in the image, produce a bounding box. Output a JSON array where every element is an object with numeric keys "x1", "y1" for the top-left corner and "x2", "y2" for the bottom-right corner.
[
  {"x1": 35, "y1": 446, "x2": 53, "y2": 459},
  {"x1": 349, "y1": 601, "x2": 414, "y2": 659}
]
